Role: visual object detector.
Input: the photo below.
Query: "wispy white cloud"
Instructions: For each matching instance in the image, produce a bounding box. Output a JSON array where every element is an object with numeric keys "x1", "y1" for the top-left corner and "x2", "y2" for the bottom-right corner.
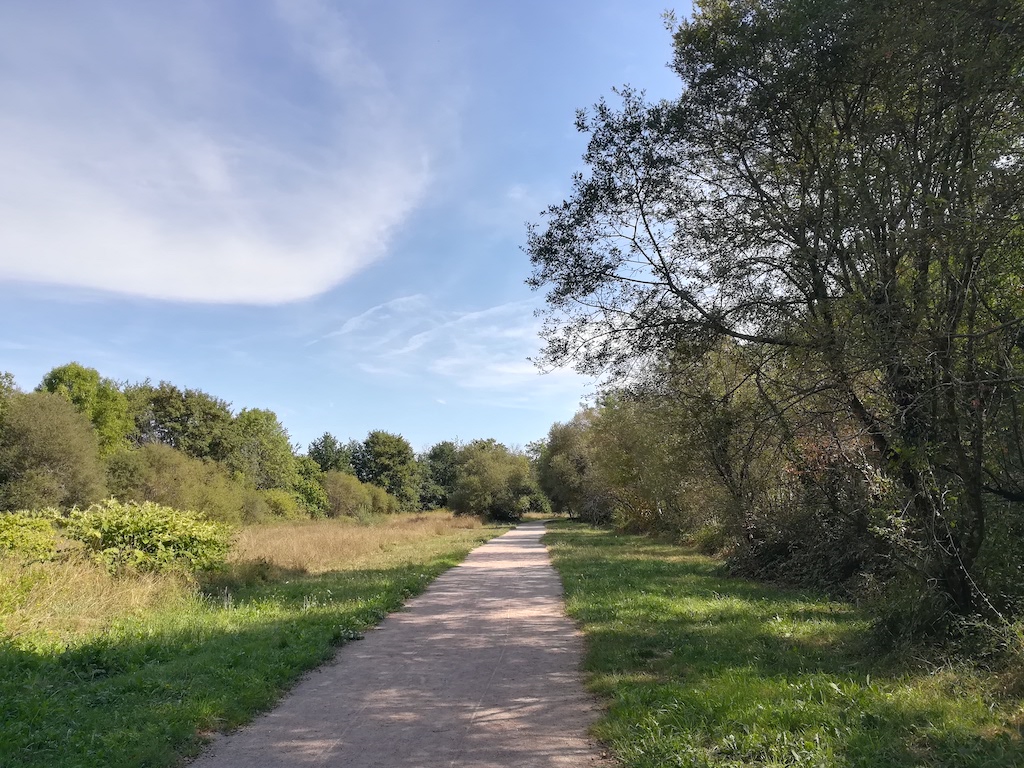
[
  {"x1": 0, "y1": 1, "x2": 441, "y2": 303},
  {"x1": 321, "y1": 296, "x2": 588, "y2": 407}
]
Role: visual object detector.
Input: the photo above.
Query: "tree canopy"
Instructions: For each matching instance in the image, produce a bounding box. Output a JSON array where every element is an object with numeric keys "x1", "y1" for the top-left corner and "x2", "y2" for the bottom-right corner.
[{"x1": 527, "y1": 0, "x2": 1024, "y2": 616}]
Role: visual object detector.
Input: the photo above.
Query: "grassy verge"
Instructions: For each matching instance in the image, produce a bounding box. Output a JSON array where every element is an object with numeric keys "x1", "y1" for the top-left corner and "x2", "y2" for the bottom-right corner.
[
  {"x1": 0, "y1": 511, "x2": 506, "y2": 768},
  {"x1": 546, "y1": 523, "x2": 1024, "y2": 768}
]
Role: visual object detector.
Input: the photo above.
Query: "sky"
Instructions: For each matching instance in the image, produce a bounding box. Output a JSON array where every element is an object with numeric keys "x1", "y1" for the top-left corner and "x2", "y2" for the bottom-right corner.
[{"x1": 0, "y1": 0, "x2": 687, "y2": 453}]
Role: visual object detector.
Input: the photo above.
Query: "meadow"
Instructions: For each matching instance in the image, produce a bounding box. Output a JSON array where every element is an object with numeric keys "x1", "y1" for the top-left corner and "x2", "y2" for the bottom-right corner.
[
  {"x1": 546, "y1": 524, "x2": 1024, "y2": 768},
  {"x1": 0, "y1": 511, "x2": 505, "y2": 768}
]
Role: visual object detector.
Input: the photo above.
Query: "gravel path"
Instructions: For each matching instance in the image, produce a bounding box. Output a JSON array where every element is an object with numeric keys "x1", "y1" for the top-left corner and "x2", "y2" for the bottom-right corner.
[{"x1": 189, "y1": 521, "x2": 607, "y2": 767}]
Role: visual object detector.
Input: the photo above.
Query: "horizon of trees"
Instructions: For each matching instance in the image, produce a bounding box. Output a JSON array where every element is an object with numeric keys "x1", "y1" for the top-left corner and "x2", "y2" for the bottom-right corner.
[{"x1": 0, "y1": 363, "x2": 547, "y2": 524}]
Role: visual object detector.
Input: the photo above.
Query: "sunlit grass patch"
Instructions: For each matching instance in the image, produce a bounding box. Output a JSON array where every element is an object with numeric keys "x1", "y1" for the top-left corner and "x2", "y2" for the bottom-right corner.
[{"x1": 546, "y1": 523, "x2": 1024, "y2": 767}]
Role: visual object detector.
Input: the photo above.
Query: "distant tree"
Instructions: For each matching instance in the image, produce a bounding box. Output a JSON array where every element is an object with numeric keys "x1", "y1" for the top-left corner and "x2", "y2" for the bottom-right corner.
[
  {"x1": 229, "y1": 408, "x2": 299, "y2": 491},
  {"x1": 0, "y1": 392, "x2": 106, "y2": 510},
  {"x1": 0, "y1": 372, "x2": 16, "y2": 422},
  {"x1": 293, "y1": 455, "x2": 329, "y2": 517},
  {"x1": 38, "y1": 362, "x2": 133, "y2": 456},
  {"x1": 126, "y1": 381, "x2": 238, "y2": 462},
  {"x1": 352, "y1": 430, "x2": 420, "y2": 509},
  {"x1": 419, "y1": 440, "x2": 459, "y2": 509},
  {"x1": 308, "y1": 432, "x2": 354, "y2": 474},
  {"x1": 451, "y1": 439, "x2": 548, "y2": 522}
]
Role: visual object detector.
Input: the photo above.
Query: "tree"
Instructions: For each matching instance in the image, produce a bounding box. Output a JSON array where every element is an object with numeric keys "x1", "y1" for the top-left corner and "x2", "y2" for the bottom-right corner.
[
  {"x1": 451, "y1": 440, "x2": 549, "y2": 522},
  {"x1": 38, "y1": 362, "x2": 133, "y2": 456},
  {"x1": 352, "y1": 431, "x2": 420, "y2": 509},
  {"x1": 527, "y1": 0, "x2": 1024, "y2": 616},
  {"x1": 0, "y1": 392, "x2": 106, "y2": 510},
  {"x1": 229, "y1": 408, "x2": 299, "y2": 491},
  {"x1": 126, "y1": 381, "x2": 239, "y2": 462},
  {"x1": 308, "y1": 432, "x2": 354, "y2": 474},
  {"x1": 419, "y1": 440, "x2": 460, "y2": 509}
]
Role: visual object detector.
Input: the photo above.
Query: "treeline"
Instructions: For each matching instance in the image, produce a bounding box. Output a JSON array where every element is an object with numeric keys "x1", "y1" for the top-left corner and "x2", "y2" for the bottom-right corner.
[
  {"x1": 0, "y1": 363, "x2": 548, "y2": 524},
  {"x1": 528, "y1": 0, "x2": 1024, "y2": 644}
]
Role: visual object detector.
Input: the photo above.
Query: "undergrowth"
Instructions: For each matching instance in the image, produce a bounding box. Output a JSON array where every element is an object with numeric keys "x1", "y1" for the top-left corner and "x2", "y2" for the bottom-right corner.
[{"x1": 546, "y1": 523, "x2": 1024, "y2": 768}]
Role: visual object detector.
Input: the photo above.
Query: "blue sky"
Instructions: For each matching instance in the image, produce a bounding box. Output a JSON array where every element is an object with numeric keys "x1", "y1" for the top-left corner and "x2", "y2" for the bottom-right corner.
[{"x1": 0, "y1": 0, "x2": 686, "y2": 452}]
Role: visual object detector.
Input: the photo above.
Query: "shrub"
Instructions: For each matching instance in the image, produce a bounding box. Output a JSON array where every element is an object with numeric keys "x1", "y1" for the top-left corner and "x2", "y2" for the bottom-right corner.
[
  {"x1": 0, "y1": 392, "x2": 106, "y2": 510},
  {"x1": 65, "y1": 499, "x2": 232, "y2": 573},
  {"x1": 106, "y1": 443, "x2": 264, "y2": 524},
  {"x1": 0, "y1": 513, "x2": 57, "y2": 560},
  {"x1": 366, "y1": 483, "x2": 402, "y2": 515},
  {"x1": 322, "y1": 471, "x2": 372, "y2": 518},
  {"x1": 260, "y1": 489, "x2": 305, "y2": 519}
]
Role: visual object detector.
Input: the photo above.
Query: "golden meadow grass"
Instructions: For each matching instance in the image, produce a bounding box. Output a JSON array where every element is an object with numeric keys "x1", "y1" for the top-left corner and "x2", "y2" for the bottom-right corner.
[{"x1": 227, "y1": 510, "x2": 486, "y2": 573}]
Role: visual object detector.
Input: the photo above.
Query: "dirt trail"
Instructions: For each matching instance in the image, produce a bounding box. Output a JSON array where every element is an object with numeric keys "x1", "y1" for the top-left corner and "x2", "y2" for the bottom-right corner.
[{"x1": 189, "y1": 521, "x2": 607, "y2": 767}]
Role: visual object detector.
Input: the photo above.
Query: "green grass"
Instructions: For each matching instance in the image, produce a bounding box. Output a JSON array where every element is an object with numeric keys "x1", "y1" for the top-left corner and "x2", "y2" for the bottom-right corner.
[
  {"x1": 546, "y1": 524, "x2": 1024, "y2": 768},
  {"x1": 0, "y1": 518, "x2": 504, "y2": 768}
]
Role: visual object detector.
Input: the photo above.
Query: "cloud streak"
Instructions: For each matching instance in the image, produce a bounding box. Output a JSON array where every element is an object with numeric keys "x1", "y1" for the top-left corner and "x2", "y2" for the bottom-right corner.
[
  {"x1": 321, "y1": 295, "x2": 588, "y2": 407},
  {"x1": 0, "y1": 1, "x2": 438, "y2": 303}
]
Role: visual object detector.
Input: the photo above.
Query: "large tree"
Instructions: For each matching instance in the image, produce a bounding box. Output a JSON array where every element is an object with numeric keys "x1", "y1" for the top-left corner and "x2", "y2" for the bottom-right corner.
[
  {"x1": 527, "y1": 0, "x2": 1024, "y2": 615},
  {"x1": 126, "y1": 381, "x2": 238, "y2": 462},
  {"x1": 352, "y1": 430, "x2": 420, "y2": 509},
  {"x1": 38, "y1": 362, "x2": 133, "y2": 456}
]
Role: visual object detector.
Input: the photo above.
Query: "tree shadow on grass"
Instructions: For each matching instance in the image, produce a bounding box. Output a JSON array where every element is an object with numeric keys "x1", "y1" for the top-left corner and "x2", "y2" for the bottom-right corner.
[{"x1": 548, "y1": 527, "x2": 1024, "y2": 768}]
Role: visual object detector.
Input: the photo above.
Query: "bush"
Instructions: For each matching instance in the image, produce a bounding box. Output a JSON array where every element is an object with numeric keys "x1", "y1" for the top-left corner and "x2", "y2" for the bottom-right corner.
[
  {"x1": 106, "y1": 443, "x2": 266, "y2": 524},
  {"x1": 322, "y1": 471, "x2": 372, "y2": 518},
  {"x1": 260, "y1": 489, "x2": 305, "y2": 519},
  {"x1": 366, "y1": 483, "x2": 402, "y2": 515},
  {"x1": 65, "y1": 499, "x2": 232, "y2": 573},
  {"x1": 0, "y1": 513, "x2": 57, "y2": 560},
  {"x1": 0, "y1": 392, "x2": 106, "y2": 510}
]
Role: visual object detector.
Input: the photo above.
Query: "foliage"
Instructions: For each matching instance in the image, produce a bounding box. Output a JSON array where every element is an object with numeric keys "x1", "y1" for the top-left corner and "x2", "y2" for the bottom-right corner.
[
  {"x1": 419, "y1": 440, "x2": 460, "y2": 509},
  {"x1": 228, "y1": 408, "x2": 298, "y2": 491},
  {"x1": 37, "y1": 363, "x2": 133, "y2": 456},
  {"x1": 528, "y1": 0, "x2": 1024, "y2": 623},
  {"x1": 451, "y1": 439, "x2": 549, "y2": 522},
  {"x1": 307, "y1": 432, "x2": 354, "y2": 474},
  {"x1": 126, "y1": 382, "x2": 238, "y2": 462},
  {"x1": 292, "y1": 456, "x2": 329, "y2": 517},
  {"x1": 0, "y1": 515, "x2": 502, "y2": 768},
  {"x1": 0, "y1": 513, "x2": 56, "y2": 560},
  {"x1": 547, "y1": 524, "x2": 1024, "y2": 767},
  {"x1": 64, "y1": 499, "x2": 232, "y2": 573},
  {"x1": 106, "y1": 443, "x2": 264, "y2": 525},
  {"x1": 258, "y1": 489, "x2": 305, "y2": 520},
  {"x1": 322, "y1": 470, "x2": 373, "y2": 518},
  {"x1": 352, "y1": 430, "x2": 420, "y2": 509},
  {"x1": 0, "y1": 392, "x2": 106, "y2": 511}
]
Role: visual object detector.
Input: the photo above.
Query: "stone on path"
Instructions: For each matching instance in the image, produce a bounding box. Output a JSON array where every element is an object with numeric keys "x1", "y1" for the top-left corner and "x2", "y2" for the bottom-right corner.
[{"x1": 189, "y1": 521, "x2": 607, "y2": 767}]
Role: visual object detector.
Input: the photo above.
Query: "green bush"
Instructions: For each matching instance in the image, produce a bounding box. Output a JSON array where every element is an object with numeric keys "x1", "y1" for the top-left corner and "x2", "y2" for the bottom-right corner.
[
  {"x1": 65, "y1": 499, "x2": 232, "y2": 573},
  {"x1": 106, "y1": 443, "x2": 268, "y2": 524},
  {"x1": 366, "y1": 483, "x2": 402, "y2": 515},
  {"x1": 0, "y1": 392, "x2": 106, "y2": 511},
  {"x1": 260, "y1": 489, "x2": 305, "y2": 519},
  {"x1": 322, "y1": 471, "x2": 372, "y2": 518},
  {"x1": 0, "y1": 513, "x2": 56, "y2": 560}
]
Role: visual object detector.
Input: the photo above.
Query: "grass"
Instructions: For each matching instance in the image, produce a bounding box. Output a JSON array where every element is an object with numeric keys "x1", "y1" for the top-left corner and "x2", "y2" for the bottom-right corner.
[
  {"x1": 545, "y1": 523, "x2": 1024, "y2": 768},
  {"x1": 0, "y1": 510, "x2": 506, "y2": 768}
]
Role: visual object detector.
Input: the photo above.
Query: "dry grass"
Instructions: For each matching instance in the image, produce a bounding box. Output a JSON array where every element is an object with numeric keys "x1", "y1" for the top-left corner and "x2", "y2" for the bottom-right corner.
[
  {"x1": 228, "y1": 510, "x2": 489, "y2": 574},
  {"x1": 0, "y1": 554, "x2": 192, "y2": 644}
]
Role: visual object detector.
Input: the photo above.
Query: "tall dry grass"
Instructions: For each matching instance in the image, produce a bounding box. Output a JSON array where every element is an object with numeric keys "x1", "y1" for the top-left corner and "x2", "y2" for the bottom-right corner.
[
  {"x1": 0, "y1": 555, "x2": 192, "y2": 644},
  {"x1": 228, "y1": 510, "x2": 485, "y2": 574}
]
